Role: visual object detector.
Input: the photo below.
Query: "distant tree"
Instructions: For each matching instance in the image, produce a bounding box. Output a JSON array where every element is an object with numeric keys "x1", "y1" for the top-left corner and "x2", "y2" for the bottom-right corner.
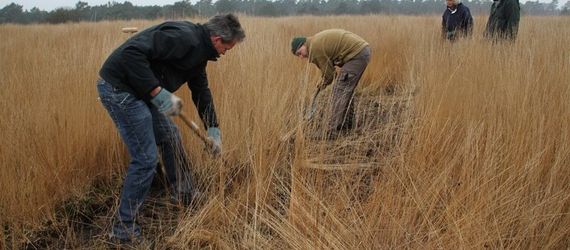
[
  {"x1": 297, "y1": 1, "x2": 320, "y2": 15},
  {"x1": 76, "y1": 1, "x2": 89, "y2": 10},
  {"x1": 546, "y1": 0, "x2": 559, "y2": 13},
  {"x1": 106, "y1": 1, "x2": 139, "y2": 20},
  {"x1": 28, "y1": 7, "x2": 48, "y2": 23},
  {"x1": 360, "y1": 0, "x2": 384, "y2": 14},
  {"x1": 0, "y1": 3, "x2": 24, "y2": 23},
  {"x1": 255, "y1": 1, "x2": 280, "y2": 16},
  {"x1": 140, "y1": 6, "x2": 162, "y2": 19},
  {"x1": 45, "y1": 8, "x2": 80, "y2": 23},
  {"x1": 195, "y1": 0, "x2": 215, "y2": 16},
  {"x1": 274, "y1": 0, "x2": 296, "y2": 15},
  {"x1": 215, "y1": 0, "x2": 236, "y2": 13},
  {"x1": 334, "y1": 2, "x2": 353, "y2": 14},
  {"x1": 165, "y1": 0, "x2": 197, "y2": 19},
  {"x1": 74, "y1": 1, "x2": 91, "y2": 20},
  {"x1": 561, "y1": 1, "x2": 570, "y2": 15}
]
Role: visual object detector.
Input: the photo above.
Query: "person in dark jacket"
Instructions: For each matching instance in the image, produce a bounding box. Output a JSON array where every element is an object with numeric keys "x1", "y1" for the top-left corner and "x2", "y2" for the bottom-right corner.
[
  {"x1": 484, "y1": 0, "x2": 520, "y2": 40},
  {"x1": 442, "y1": 0, "x2": 474, "y2": 41},
  {"x1": 97, "y1": 13, "x2": 245, "y2": 243}
]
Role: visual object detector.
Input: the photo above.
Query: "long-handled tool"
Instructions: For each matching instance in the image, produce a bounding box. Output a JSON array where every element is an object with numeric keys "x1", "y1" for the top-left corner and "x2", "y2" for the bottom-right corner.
[
  {"x1": 280, "y1": 87, "x2": 323, "y2": 141},
  {"x1": 178, "y1": 111, "x2": 214, "y2": 148},
  {"x1": 121, "y1": 27, "x2": 138, "y2": 34},
  {"x1": 304, "y1": 87, "x2": 322, "y2": 121},
  {"x1": 177, "y1": 111, "x2": 226, "y2": 199}
]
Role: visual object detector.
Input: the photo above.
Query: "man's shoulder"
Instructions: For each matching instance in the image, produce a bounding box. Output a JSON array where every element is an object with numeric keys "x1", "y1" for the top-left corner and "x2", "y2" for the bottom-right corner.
[
  {"x1": 312, "y1": 29, "x2": 347, "y2": 45},
  {"x1": 317, "y1": 29, "x2": 347, "y2": 35},
  {"x1": 156, "y1": 21, "x2": 199, "y2": 30},
  {"x1": 458, "y1": 3, "x2": 471, "y2": 11},
  {"x1": 153, "y1": 21, "x2": 205, "y2": 43}
]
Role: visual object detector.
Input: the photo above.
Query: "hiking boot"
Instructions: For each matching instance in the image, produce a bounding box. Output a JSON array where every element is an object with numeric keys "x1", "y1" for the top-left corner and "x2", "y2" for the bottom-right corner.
[
  {"x1": 107, "y1": 232, "x2": 143, "y2": 248},
  {"x1": 108, "y1": 221, "x2": 142, "y2": 247}
]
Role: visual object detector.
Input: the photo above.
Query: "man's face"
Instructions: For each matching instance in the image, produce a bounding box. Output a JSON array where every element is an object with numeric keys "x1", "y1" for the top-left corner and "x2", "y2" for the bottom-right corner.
[
  {"x1": 295, "y1": 45, "x2": 308, "y2": 59},
  {"x1": 211, "y1": 36, "x2": 236, "y2": 56},
  {"x1": 446, "y1": 0, "x2": 455, "y2": 8}
]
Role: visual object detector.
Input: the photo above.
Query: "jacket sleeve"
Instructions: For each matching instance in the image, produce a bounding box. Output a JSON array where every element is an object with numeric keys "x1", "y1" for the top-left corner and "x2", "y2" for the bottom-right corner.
[
  {"x1": 464, "y1": 8, "x2": 474, "y2": 35},
  {"x1": 495, "y1": 0, "x2": 512, "y2": 30},
  {"x1": 312, "y1": 56, "x2": 336, "y2": 87},
  {"x1": 120, "y1": 27, "x2": 195, "y2": 100},
  {"x1": 484, "y1": 3, "x2": 497, "y2": 37},
  {"x1": 187, "y1": 65, "x2": 219, "y2": 129},
  {"x1": 442, "y1": 13, "x2": 447, "y2": 38}
]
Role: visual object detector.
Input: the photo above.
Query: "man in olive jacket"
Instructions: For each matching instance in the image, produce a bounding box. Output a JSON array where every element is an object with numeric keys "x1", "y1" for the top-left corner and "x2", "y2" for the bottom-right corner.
[
  {"x1": 484, "y1": 0, "x2": 520, "y2": 40},
  {"x1": 291, "y1": 29, "x2": 370, "y2": 138},
  {"x1": 97, "y1": 14, "x2": 245, "y2": 243}
]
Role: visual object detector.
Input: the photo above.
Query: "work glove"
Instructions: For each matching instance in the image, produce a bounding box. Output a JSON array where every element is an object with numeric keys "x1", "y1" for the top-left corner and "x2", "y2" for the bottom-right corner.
[
  {"x1": 446, "y1": 31, "x2": 456, "y2": 40},
  {"x1": 207, "y1": 127, "x2": 222, "y2": 156},
  {"x1": 150, "y1": 88, "x2": 182, "y2": 116}
]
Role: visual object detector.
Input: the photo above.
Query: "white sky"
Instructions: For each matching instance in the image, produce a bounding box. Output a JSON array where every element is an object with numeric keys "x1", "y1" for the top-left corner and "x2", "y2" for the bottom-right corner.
[
  {"x1": 0, "y1": 0, "x2": 566, "y2": 11},
  {"x1": 0, "y1": 0, "x2": 185, "y2": 11}
]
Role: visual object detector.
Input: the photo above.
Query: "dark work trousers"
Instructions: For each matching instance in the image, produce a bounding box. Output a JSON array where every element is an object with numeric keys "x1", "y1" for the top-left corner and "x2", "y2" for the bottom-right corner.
[{"x1": 329, "y1": 46, "x2": 371, "y2": 132}]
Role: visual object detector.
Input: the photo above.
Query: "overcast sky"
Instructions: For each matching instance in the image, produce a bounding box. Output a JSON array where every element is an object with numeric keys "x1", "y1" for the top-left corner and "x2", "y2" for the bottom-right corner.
[
  {"x1": 0, "y1": 0, "x2": 566, "y2": 11},
  {"x1": 0, "y1": 0, "x2": 185, "y2": 11}
]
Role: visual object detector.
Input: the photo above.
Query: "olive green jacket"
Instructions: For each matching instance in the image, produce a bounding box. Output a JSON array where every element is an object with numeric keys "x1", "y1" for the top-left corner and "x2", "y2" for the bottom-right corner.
[{"x1": 305, "y1": 29, "x2": 369, "y2": 86}]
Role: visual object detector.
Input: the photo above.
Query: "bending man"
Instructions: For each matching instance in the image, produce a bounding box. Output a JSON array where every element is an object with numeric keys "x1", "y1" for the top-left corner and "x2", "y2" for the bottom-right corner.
[
  {"x1": 291, "y1": 29, "x2": 370, "y2": 138},
  {"x1": 97, "y1": 14, "x2": 245, "y2": 243}
]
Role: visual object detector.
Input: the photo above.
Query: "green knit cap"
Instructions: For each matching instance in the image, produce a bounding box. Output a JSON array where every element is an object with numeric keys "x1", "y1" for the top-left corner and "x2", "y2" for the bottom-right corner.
[{"x1": 291, "y1": 36, "x2": 306, "y2": 55}]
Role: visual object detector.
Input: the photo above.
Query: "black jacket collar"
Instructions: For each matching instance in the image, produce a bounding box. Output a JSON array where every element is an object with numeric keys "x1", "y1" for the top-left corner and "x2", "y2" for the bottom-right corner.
[{"x1": 198, "y1": 24, "x2": 219, "y2": 61}]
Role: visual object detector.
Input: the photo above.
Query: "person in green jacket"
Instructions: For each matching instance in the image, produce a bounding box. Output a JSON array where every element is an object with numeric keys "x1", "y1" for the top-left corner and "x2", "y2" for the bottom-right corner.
[
  {"x1": 484, "y1": 0, "x2": 520, "y2": 40},
  {"x1": 291, "y1": 29, "x2": 371, "y2": 138}
]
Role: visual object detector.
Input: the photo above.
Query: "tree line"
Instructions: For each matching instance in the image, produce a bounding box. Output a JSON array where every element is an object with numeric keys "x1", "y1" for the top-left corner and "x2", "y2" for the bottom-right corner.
[{"x1": 1, "y1": 0, "x2": 568, "y2": 24}]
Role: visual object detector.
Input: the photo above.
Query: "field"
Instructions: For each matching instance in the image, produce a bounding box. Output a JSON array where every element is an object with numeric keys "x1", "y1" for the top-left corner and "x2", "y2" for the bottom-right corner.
[{"x1": 0, "y1": 15, "x2": 569, "y2": 248}]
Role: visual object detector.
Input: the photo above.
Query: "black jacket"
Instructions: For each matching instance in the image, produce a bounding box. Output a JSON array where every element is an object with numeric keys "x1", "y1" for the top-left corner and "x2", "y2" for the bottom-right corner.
[
  {"x1": 442, "y1": 3, "x2": 474, "y2": 41},
  {"x1": 484, "y1": 0, "x2": 520, "y2": 40},
  {"x1": 99, "y1": 21, "x2": 220, "y2": 128}
]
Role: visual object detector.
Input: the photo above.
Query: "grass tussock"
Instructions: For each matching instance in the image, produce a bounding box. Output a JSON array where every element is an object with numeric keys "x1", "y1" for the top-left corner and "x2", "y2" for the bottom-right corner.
[{"x1": 0, "y1": 16, "x2": 569, "y2": 248}]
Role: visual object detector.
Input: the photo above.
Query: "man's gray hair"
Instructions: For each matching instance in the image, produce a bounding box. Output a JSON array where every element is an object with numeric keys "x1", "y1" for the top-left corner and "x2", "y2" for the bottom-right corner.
[{"x1": 204, "y1": 13, "x2": 246, "y2": 43}]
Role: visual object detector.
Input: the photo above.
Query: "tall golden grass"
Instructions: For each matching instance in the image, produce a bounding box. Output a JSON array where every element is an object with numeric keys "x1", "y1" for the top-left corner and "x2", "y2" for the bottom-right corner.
[{"x1": 0, "y1": 15, "x2": 568, "y2": 248}]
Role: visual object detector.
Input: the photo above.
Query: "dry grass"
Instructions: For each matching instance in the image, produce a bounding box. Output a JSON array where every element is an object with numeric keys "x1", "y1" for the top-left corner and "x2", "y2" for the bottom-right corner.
[{"x1": 0, "y1": 15, "x2": 569, "y2": 249}]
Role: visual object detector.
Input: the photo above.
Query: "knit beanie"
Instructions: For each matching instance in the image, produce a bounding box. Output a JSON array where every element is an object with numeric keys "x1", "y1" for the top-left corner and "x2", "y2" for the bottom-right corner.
[{"x1": 291, "y1": 37, "x2": 306, "y2": 55}]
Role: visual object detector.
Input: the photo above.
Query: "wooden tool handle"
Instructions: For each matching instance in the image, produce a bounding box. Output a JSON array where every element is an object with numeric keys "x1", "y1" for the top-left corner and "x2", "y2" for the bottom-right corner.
[
  {"x1": 178, "y1": 111, "x2": 214, "y2": 147},
  {"x1": 121, "y1": 27, "x2": 138, "y2": 33}
]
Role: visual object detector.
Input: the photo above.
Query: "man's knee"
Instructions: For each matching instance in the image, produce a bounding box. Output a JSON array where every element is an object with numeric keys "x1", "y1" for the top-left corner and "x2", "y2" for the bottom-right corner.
[
  {"x1": 131, "y1": 147, "x2": 159, "y2": 171},
  {"x1": 336, "y1": 71, "x2": 360, "y2": 93}
]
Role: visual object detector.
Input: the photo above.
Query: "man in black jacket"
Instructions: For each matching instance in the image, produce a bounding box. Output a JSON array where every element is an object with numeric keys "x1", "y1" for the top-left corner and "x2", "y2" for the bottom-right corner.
[
  {"x1": 484, "y1": 0, "x2": 520, "y2": 41},
  {"x1": 442, "y1": 0, "x2": 474, "y2": 41},
  {"x1": 97, "y1": 13, "x2": 245, "y2": 243}
]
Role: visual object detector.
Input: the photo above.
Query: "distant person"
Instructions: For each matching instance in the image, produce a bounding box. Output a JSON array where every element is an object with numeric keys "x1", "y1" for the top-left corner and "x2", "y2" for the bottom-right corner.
[
  {"x1": 97, "y1": 14, "x2": 245, "y2": 244},
  {"x1": 291, "y1": 29, "x2": 370, "y2": 138},
  {"x1": 484, "y1": 0, "x2": 520, "y2": 40},
  {"x1": 442, "y1": 0, "x2": 474, "y2": 41}
]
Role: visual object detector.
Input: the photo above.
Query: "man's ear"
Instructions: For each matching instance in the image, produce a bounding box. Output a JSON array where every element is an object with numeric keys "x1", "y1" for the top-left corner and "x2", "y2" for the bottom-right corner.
[{"x1": 211, "y1": 35, "x2": 222, "y2": 43}]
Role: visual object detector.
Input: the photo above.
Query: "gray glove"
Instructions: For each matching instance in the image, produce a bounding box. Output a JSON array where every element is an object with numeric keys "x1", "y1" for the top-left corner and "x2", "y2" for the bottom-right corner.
[
  {"x1": 446, "y1": 30, "x2": 456, "y2": 40},
  {"x1": 207, "y1": 127, "x2": 222, "y2": 156},
  {"x1": 150, "y1": 88, "x2": 182, "y2": 116}
]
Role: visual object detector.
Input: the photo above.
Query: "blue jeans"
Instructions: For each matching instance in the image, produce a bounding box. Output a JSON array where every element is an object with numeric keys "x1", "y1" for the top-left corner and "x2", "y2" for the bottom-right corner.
[{"x1": 97, "y1": 79, "x2": 192, "y2": 240}]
